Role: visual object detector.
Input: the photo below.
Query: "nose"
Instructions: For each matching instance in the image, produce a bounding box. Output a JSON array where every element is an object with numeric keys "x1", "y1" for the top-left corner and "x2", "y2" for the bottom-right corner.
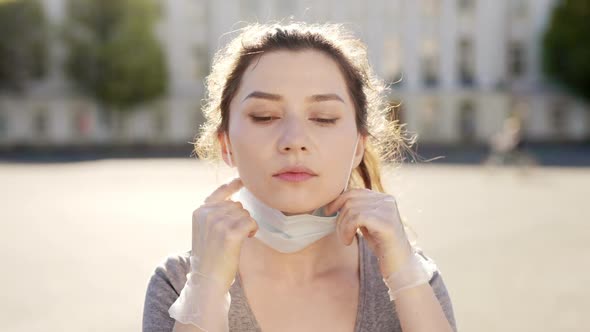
[{"x1": 277, "y1": 116, "x2": 310, "y2": 154}]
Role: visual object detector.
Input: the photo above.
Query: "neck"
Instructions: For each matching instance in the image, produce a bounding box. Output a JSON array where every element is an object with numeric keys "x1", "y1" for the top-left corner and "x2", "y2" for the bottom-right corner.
[{"x1": 240, "y1": 231, "x2": 359, "y2": 285}]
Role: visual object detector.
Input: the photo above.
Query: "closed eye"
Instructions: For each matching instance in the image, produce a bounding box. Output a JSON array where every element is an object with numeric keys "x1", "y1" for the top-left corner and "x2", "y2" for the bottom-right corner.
[
  {"x1": 312, "y1": 118, "x2": 338, "y2": 124},
  {"x1": 249, "y1": 116, "x2": 339, "y2": 125},
  {"x1": 250, "y1": 116, "x2": 278, "y2": 123}
]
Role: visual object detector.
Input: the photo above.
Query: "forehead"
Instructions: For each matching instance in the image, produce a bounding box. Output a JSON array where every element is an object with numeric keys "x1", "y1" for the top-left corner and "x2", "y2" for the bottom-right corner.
[{"x1": 235, "y1": 49, "x2": 351, "y2": 102}]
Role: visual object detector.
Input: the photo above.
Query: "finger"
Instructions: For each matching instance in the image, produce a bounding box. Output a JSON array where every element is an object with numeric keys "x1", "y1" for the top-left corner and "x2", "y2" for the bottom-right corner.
[
  {"x1": 200, "y1": 204, "x2": 249, "y2": 237},
  {"x1": 206, "y1": 204, "x2": 257, "y2": 237},
  {"x1": 339, "y1": 197, "x2": 378, "y2": 215},
  {"x1": 204, "y1": 177, "x2": 243, "y2": 204},
  {"x1": 324, "y1": 189, "x2": 364, "y2": 216},
  {"x1": 338, "y1": 208, "x2": 364, "y2": 246},
  {"x1": 229, "y1": 215, "x2": 259, "y2": 238},
  {"x1": 328, "y1": 189, "x2": 381, "y2": 216},
  {"x1": 192, "y1": 203, "x2": 243, "y2": 255},
  {"x1": 324, "y1": 191, "x2": 350, "y2": 216},
  {"x1": 242, "y1": 211, "x2": 259, "y2": 237},
  {"x1": 330, "y1": 195, "x2": 376, "y2": 234},
  {"x1": 339, "y1": 207, "x2": 387, "y2": 246},
  {"x1": 359, "y1": 226, "x2": 370, "y2": 238}
]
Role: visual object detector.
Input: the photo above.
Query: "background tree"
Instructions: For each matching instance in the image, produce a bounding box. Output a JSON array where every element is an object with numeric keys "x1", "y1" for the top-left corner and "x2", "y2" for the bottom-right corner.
[
  {"x1": 0, "y1": 0, "x2": 48, "y2": 92},
  {"x1": 62, "y1": 0, "x2": 167, "y2": 139},
  {"x1": 542, "y1": 0, "x2": 590, "y2": 102}
]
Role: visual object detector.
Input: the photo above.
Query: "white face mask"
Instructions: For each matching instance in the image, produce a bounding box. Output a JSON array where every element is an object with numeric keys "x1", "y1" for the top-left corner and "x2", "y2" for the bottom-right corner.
[{"x1": 223, "y1": 133, "x2": 361, "y2": 253}]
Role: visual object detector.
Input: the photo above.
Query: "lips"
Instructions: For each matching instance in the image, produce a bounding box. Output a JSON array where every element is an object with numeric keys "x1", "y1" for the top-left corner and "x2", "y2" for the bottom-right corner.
[
  {"x1": 274, "y1": 172, "x2": 315, "y2": 182},
  {"x1": 273, "y1": 165, "x2": 317, "y2": 176},
  {"x1": 273, "y1": 165, "x2": 317, "y2": 182}
]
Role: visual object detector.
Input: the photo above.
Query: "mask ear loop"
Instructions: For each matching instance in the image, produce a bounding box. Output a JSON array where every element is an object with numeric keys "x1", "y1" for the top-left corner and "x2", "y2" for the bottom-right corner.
[
  {"x1": 343, "y1": 133, "x2": 361, "y2": 192},
  {"x1": 223, "y1": 133, "x2": 233, "y2": 168}
]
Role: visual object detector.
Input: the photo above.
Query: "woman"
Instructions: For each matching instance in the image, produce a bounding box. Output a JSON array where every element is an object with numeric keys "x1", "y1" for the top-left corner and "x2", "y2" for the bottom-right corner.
[{"x1": 143, "y1": 22, "x2": 457, "y2": 332}]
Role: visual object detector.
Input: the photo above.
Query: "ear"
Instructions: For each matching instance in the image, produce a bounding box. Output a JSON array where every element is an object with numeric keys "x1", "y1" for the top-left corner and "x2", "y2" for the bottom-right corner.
[
  {"x1": 352, "y1": 135, "x2": 366, "y2": 169},
  {"x1": 217, "y1": 132, "x2": 233, "y2": 167}
]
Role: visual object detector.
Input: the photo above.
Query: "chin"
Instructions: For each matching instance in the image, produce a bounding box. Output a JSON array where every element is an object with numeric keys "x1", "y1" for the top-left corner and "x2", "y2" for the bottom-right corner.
[{"x1": 250, "y1": 179, "x2": 339, "y2": 213}]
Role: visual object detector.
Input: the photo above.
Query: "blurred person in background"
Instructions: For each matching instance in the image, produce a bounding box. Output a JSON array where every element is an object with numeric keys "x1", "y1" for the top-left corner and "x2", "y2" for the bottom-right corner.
[
  {"x1": 484, "y1": 114, "x2": 537, "y2": 170},
  {"x1": 142, "y1": 22, "x2": 456, "y2": 332}
]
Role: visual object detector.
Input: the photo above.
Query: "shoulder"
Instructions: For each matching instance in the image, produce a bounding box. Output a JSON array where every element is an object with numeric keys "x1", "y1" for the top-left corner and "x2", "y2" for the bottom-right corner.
[
  {"x1": 147, "y1": 250, "x2": 192, "y2": 294},
  {"x1": 142, "y1": 250, "x2": 191, "y2": 332}
]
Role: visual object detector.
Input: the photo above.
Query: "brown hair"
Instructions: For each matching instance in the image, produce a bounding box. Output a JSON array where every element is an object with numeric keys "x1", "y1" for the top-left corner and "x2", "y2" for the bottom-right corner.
[{"x1": 192, "y1": 22, "x2": 416, "y2": 194}]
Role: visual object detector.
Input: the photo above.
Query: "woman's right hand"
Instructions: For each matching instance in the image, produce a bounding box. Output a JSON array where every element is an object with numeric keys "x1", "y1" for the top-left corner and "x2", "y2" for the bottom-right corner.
[{"x1": 191, "y1": 177, "x2": 258, "y2": 292}]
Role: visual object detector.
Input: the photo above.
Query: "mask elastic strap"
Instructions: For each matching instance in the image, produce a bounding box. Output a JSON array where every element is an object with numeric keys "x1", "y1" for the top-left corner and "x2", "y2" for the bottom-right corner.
[
  {"x1": 343, "y1": 133, "x2": 361, "y2": 192},
  {"x1": 223, "y1": 133, "x2": 233, "y2": 167}
]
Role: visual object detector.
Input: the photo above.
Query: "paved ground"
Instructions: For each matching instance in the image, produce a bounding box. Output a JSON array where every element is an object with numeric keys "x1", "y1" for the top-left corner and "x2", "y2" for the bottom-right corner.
[{"x1": 1, "y1": 159, "x2": 588, "y2": 332}]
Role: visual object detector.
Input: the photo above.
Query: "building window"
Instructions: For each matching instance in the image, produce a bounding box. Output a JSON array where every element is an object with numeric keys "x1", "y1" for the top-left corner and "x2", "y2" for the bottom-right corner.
[
  {"x1": 458, "y1": 100, "x2": 477, "y2": 142},
  {"x1": 422, "y1": 55, "x2": 439, "y2": 87},
  {"x1": 458, "y1": 0, "x2": 475, "y2": 12},
  {"x1": 507, "y1": 41, "x2": 526, "y2": 79},
  {"x1": 422, "y1": 0, "x2": 440, "y2": 16},
  {"x1": 510, "y1": 0, "x2": 528, "y2": 19},
  {"x1": 0, "y1": 111, "x2": 7, "y2": 137},
  {"x1": 551, "y1": 99, "x2": 569, "y2": 139},
  {"x1": 34, "y1": 108, "x2": 48, "y2": 138},
  {"x1": 383, "y1": 38, "x2": 403, "y2": 85},
  {"x1": 422, "y1": 39, "x2": 439, "y2": 87},
  {"x1": 193, "y1": 44, "x2": 210, "y2": 79},
  {"x1": 421, "y1": 98, "x2": 440, "y2": 139},
  {"x1": 458, "y1": 38, "x2": 475, "y2": 86}
]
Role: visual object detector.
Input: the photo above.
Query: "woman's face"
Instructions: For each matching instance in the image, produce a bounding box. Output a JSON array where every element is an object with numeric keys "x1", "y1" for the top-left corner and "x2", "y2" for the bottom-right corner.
[{"x1": 221, "y1": 50, "x2": 365, "y2": 215}]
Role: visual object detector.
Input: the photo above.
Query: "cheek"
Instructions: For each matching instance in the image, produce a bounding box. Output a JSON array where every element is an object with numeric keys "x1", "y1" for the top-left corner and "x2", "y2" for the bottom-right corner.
[
  {"x1": 232, "y1": 138, "x2": 272, "y2": 184},
  {"x1": 321, "y1": 136, "x2": 360, "y2": 186},
  {"x1": 233, "y1": 113, "x2": 276, "y2": 140},
  {"x1": 323, "y1": 133, "x2": 358, "y2": 163},
  {"x1": 230, "y1": 119, "x2": 261, "y2": 157},
  {"x1": 321, "y1": 147, "x2": 355, "y2": 184}
]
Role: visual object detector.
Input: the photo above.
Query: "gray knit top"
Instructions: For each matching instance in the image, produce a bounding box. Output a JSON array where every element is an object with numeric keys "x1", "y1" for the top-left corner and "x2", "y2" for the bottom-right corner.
[{"x1": 142, "y1": 234, "x2": 457, "y2": 331}]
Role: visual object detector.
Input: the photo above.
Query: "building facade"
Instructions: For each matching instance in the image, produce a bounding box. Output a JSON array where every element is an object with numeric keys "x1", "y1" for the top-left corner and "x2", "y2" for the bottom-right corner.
[{"x1": 0, "y1": 0, "x2": 588, "y2": 149}]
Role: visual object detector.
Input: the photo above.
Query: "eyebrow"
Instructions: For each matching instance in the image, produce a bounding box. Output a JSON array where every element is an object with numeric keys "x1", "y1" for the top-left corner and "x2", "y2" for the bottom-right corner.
[{"x1": 241, "y1": 91, "x2": 345, "y2": 104}]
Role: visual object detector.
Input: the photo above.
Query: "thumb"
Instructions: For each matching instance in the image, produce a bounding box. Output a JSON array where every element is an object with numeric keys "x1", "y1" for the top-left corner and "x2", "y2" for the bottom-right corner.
[{"x1": 204, "y1": 177, "x2": 243, "y2": 204}]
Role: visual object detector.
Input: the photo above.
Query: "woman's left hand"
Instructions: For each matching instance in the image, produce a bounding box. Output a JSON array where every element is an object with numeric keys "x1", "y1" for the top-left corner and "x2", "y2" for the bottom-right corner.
[{"x1": 324, "y1": 188, "x2": 414, "y2": 278}]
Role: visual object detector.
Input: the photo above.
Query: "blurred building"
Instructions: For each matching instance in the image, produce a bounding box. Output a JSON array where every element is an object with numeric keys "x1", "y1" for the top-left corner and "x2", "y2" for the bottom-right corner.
[{"x1": 0, "y1": 0, "x2": 588, "y2": 150}]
